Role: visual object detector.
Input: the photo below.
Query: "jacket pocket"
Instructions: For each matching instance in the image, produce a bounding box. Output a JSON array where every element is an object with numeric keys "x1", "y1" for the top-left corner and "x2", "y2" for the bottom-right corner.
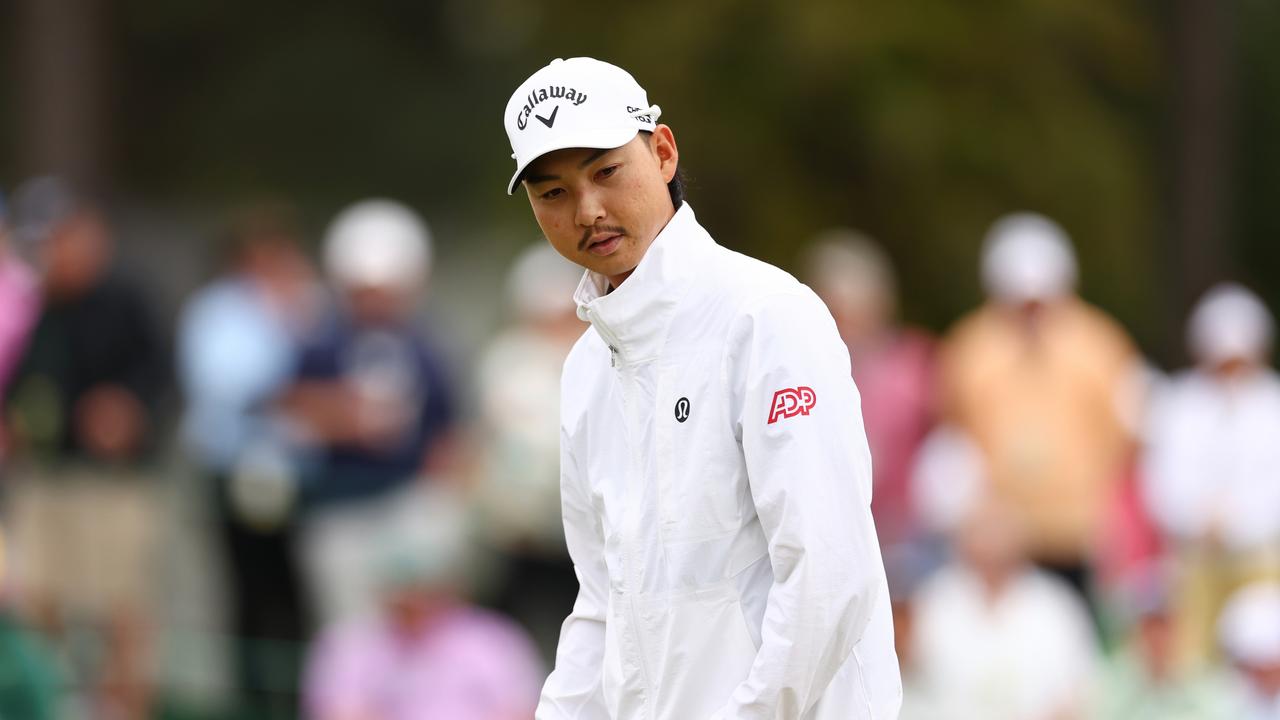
[{"x1": 635, "y1": 581, "x2": 758, "y2": 720}]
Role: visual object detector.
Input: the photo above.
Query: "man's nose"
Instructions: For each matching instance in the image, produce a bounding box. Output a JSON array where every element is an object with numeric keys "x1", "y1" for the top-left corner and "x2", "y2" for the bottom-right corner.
[{"x1": 575, "y1": 189, "x2": 606, "y2": 228}]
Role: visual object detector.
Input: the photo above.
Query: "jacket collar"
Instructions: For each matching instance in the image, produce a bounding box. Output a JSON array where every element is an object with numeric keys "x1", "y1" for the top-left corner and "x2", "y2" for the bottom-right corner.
[{"x1": 573, "y1": 203, "x2": 712, "y2": 365}]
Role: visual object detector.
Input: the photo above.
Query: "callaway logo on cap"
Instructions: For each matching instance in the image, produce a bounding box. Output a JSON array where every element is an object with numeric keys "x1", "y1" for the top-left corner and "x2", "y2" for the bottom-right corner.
[{"x1": 504, "y1": 57, "x2": 661, "y2": 195}]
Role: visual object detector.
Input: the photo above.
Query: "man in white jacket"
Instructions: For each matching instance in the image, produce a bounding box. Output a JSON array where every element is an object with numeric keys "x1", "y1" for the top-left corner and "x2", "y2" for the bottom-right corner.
[{"x1": 503, "y1": 57, "x2": 902, "y2": 720}]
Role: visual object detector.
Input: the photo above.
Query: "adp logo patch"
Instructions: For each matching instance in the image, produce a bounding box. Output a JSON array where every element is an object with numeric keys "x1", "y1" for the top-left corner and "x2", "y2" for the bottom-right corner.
[{"x1": 767, "y1": 386, "x2": 817, "y2": 424}]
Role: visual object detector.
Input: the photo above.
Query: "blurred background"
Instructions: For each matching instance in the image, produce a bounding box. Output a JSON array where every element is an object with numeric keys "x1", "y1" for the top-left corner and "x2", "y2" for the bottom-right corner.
[{"x1": 3, "y1": 0, "x2": 1280, "y2": 718}]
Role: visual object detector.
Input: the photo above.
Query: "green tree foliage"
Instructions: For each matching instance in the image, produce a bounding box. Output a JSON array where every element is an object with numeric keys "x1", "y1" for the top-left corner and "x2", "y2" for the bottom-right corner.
[
  {"x1": 514, "y1": 0, "x2": 1162, "y2": 333},
  {"x1": 12, "y1": 1, "x2": 1169, "y2": 340},
  {"x1": 1235, "y1": 0, "x2": 1280, "y2": 324}
]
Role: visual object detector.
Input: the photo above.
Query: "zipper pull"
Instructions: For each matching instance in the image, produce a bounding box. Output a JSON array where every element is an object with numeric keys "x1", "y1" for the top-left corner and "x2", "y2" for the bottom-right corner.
[{"x1": 609, "y1": 345, "x2": 619, "y2": 368}]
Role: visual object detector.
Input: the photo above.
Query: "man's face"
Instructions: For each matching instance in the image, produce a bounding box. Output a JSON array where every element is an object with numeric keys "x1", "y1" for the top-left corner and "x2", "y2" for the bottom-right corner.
[
  {"x1": 43, "y1": 210, "x2": 111, "y2": 299},
  {"x1": 522, "y1": 126, "x2": 679, "y2": 287},
  {"x1": 346, "y1": 283, "x2": 415, "y2": 327}
]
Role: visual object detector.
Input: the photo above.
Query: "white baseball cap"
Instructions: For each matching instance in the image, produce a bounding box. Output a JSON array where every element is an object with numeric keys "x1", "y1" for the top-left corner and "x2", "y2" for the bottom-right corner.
[
  {"x1": 323, "y1": 198, "x2": 432, "y2": 290},
  {"x1": 1187, "y1": 282, "x2": 1274, "y2": 367},
  {"x1": 506, "y1": 242, "x2": 583, "y2": 321},
  {"x1": 911, "y1": 425, "x2": 987, "y2": 535},
  {"x1": 504, "y1": 57, "x2": 661, "y2": 195},
  {"x1": 1219, "y1": 582, "x2": 1280, "y2": 666},
  {"x1": 802, "y1": 228, "x2": 898, "y2": 318},
  {"x1": 980, "y1": 212, "x2": 1078, "y2": 304}
]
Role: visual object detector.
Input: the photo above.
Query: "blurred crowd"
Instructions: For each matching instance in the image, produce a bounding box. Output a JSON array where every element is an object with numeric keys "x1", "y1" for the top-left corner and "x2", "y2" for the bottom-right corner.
[
  {"x1": 0, "y1": 176, "x2": 1279, "y2": 720},
  {"x1": 805, "y1": 218, "x2": 1280, "y2": 720}
]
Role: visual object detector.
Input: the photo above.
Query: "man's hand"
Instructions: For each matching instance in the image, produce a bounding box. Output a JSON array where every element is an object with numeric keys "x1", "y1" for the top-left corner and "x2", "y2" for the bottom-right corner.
[
  {"x1": 74, "y1": 383, "x2": 147, "y2": 460},
  {"x1": 283, "y1": 380, "x2": 415, "y2": 450}
]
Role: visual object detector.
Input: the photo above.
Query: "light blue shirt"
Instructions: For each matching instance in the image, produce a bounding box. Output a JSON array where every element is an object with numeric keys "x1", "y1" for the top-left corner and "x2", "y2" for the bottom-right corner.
[{"x1": 177, "y1": 277, "x2": 298, "y2": 470}]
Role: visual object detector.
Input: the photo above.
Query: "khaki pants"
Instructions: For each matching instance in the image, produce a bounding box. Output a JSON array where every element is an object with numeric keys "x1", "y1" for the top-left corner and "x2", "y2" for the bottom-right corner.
[
  {"x1": 6, "y1": 466, "x2": 161, "y2": 620},
  {"x1": 1172, "y1": 543, "x2": 1280, "y2": 669},
  {"x1": 300, "y1": 481, "x2": 467, "y2": 626}
]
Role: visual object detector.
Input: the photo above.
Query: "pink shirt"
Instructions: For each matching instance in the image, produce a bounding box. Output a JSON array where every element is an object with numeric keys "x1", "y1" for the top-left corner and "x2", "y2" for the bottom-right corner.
[
  {"x1": 305, "y1": 605, "x2": 544, "y2": 720},
  {"x1": 0, "y1": 256, "x2": 39, "y2": 395},
  {"x1": 851, "y1": 329, "x2": 935, "y2": 548}
]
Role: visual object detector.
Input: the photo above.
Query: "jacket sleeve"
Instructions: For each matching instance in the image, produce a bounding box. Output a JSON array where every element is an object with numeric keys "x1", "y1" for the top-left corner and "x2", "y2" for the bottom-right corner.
[
  {"x1": 535, "y1": 424, "x2": 612, "y2": 720},
  {"x1": 713, "y1": 290, "x2": 888, "y2": 720}
]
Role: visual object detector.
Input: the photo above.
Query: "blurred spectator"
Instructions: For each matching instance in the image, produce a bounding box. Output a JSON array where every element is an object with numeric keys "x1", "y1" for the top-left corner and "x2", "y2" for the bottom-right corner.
[
  {"x1": 885, "y1": 515, "x2": 947, "y2": 720},
  {"x1": 908, "y1": 493, "x2": 1098, "y2": 720},
  {"x1": 0, "y1": 190, "x2": 40, "y2": 411},
  {"x1": 800, "y1": 229, "x2": 935, "y2": 552},
  {"x1": 1141, "y1": 283, "x2": 1280, "y2": 666},
  {"x1": 905, "y1": 424, "x2": 988, "y2": 587},
  {"x1": 1217, "y1": 582, "x2": 1280, "y2": 718},
  {"x1": 0, "y1": 605, "x2": 61, "y2": 719},
  {"x1": 282, "y1": 199, "x2": 458, "y2": 625},
  {"x1": 910, "y1": 426, "x2": 987, "y2": 542},
  {"x1": 303, "y1": 485, "x2": 543, "y2": 720},
  {"x1": 471, "y1": 242, "x2": 585, "y2": 663},
  {"x1": 1092, "y1": 567, "x2": 1236, "y2": 719},
  {"x1": 1091, "y1": 459, "x2": 1164, "y2": 620},
  {"x1": 2, "y1": 178, "x2": 165, "y2": 719},
  {"x1": 0, "y1": 522, "x2": 62, "y2": 720},
  {"x1": 4, "y1": 179, "x2": 164, "y2": 461},
  {"x1": 176, "y1": 204, "x2": 321, "y2": 717},
  {"x1": 938, "y1": 212, "x2": 1141, "y2": 604},
  {"x1": 0, "y1": 191, "x2": 41, "y2": 468}
]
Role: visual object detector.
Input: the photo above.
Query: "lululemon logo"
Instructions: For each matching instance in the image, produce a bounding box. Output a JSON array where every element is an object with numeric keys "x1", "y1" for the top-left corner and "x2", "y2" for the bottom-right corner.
[{"x1": 674, "y1": 397, "x2": 691, "y2": 423}]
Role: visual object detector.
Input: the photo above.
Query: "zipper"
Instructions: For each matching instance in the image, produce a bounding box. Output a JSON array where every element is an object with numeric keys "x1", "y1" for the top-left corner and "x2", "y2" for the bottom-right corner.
[
  {"x1": 619, "y1": 362, "x2": 657, "y2": 715},
  {"x1": 588, "y1": 307, "x2": 624, "y2": 368},
  {"x1": 586, "y1": 307, "x2": 655, "y2": 713}
]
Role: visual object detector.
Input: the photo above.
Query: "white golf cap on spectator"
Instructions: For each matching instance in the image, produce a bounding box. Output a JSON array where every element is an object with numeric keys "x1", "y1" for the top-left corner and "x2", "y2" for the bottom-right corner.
[
  {"x1": 911, "y1": 425, "x2": 987, "y2": 535},
  {"x1": 1187, "y1": 282, "x2": 1274, "y2": 367},
  {"x1": 1219, "y1": 582, "x2": 1280, "y2": 666},
  {"x1": 980, "y1": 212, "x2": 1078, "y2": 304},
  {"x1": 506, "y1": 242, "x2": 583, "y2": 322},
  {"x1": 323, "y1": 198, "x2": 432, "y2": 290},
  {"x1": 504, "y1": 57, "x2": 661, "y2": 195},
  {"x1": 802, "y1": 228, "x2": 898, "y2": 318},
  {"x1": 10, "y1": 175, "x2": 77, "y2": 253}
]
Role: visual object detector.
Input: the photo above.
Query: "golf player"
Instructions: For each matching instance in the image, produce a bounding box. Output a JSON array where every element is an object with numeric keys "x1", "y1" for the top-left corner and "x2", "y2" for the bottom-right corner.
[{"x1": 504, "y1": 57, "x2": 902, "y2": 719}]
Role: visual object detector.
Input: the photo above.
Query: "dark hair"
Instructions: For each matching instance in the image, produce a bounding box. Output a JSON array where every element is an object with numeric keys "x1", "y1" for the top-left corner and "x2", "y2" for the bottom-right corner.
[
  {"x1": 667, "y1": 166, "x2": 686, "y2": 210},
  {"x1": 221, "y1": 201, "x2": 303, "y2": 266}
]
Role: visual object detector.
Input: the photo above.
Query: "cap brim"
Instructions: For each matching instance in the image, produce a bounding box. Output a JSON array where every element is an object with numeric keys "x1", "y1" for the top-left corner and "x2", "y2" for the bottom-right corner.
[{"x1": 507, "y1": 126, "x2": 640, "y2": 195}]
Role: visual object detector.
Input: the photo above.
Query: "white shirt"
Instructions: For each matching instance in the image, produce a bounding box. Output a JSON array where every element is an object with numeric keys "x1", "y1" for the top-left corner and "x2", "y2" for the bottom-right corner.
[
  {"x1": 474, "y1": 327, "x2": 574, "y2": 552},
  {"x1": 536, "y1": 204, "x2": 901, "y2": 720},
  {"x1": 910, "y1": 566, "x2": 1097, "y2": 720},
  {"x1": 1141, "y1": 369, "x2": 1280, "y2": 551}
]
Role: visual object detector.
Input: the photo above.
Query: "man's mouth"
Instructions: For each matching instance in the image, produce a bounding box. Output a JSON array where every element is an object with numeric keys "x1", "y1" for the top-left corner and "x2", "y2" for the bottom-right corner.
[{"x1": 586, "y1": 233, "x2": 624, "y2": 256}]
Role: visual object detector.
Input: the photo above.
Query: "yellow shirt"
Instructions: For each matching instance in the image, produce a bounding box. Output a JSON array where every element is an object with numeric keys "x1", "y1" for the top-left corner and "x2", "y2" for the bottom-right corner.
[{"x1": 939, "y1": 299, "x2": 1137, "y2": 562}]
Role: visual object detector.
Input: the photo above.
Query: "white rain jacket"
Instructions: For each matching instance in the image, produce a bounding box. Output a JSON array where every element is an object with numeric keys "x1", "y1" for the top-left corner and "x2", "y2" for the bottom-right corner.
[{"x1": 537, "y1": 204, "x2": 901, "y2": 720}]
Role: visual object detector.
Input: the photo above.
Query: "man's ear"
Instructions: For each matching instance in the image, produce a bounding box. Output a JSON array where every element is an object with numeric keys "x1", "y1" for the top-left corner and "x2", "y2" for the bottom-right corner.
[{"x1": 650, "y1": 124, "x2": 680, "y2": 183}]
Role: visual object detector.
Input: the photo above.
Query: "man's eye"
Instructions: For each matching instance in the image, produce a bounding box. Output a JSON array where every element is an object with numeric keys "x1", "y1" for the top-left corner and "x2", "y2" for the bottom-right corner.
[
  {"x1": 541, "y1": 188, "x2": 564, "y2": 200},
  {"x1": 598, "y1": 165, "x2": 619, "y2": 180}
]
